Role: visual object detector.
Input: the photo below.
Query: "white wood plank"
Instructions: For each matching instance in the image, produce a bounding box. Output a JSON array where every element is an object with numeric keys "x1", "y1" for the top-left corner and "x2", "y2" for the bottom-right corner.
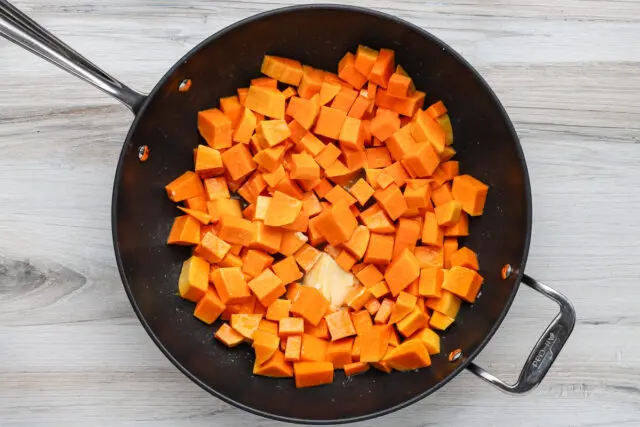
[{"x1": 1, "y1": 0, "x2": 639, "y2": 426}]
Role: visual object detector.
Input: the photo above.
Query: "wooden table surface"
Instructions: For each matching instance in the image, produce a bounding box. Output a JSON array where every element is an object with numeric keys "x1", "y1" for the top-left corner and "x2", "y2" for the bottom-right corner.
[{"x1": 1, "y1": 1, "x2": 639, "y2": 426}]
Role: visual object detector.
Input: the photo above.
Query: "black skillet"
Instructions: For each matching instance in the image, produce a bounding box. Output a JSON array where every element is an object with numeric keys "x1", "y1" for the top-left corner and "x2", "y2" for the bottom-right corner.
[{"x1": 0, "y1": 2, "x2": 576, "y2": 424}]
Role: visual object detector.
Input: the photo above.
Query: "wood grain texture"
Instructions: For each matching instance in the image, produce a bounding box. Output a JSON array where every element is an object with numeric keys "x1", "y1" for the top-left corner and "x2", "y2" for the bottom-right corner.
[{"x1": 1, "y1": 0, "x2": 639, "y2": 426}]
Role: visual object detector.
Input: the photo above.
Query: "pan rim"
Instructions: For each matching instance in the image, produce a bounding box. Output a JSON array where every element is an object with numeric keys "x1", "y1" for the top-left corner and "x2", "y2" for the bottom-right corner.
[{"x1": 111, "y1": 4, "x2": 533, "y2": 424}]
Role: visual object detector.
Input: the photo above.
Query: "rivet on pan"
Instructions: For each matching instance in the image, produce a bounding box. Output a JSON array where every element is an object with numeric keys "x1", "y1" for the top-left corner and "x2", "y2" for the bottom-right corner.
[
  {"x1": 178, "y1": 78, "x2": 192, "y2": 92},
  {"x1": 501, "y1": 264, "x2": 513, "y2": 280},
  {"x1": 138, "y1": 145, "x2": 150, "y2": 162},
  {"x1": 448, "y1": 349, "x2": 463, "y2": 362}
]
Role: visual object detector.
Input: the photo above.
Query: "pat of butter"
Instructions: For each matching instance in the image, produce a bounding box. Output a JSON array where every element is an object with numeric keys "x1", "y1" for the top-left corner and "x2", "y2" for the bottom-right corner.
[{"x1": 303, "y1": 252, "x2": 357, "y2": 309}]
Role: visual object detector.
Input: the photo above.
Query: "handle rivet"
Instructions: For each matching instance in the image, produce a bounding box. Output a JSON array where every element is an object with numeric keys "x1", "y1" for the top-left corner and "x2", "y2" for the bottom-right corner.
[
  {"x1": 178, "y1": 79, "x2": 192, "y2": 92},
  {"x1": 448, "y1": 349, "x2": 463, "y2": 362},
  {"x1": 501, "y1": 264, "x2": 512, "y2": 280},
  {"x1": 137, "y1": 145, "x2": 150, "y2": 162}
]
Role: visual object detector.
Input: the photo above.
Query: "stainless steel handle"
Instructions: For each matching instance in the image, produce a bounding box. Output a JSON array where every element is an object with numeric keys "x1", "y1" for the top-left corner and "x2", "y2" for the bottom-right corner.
[
  {"x1": 467, "y1": 274, "x2": 576, "y2": 394},
  {"x1": 0, "y1": 0, "x2": 145, "y2": 113}
]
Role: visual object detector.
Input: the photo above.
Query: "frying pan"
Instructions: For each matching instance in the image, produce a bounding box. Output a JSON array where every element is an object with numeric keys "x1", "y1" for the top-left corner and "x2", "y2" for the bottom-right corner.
[{"x1": 0, "y1": 2, "x2": 576, "y2": 424}]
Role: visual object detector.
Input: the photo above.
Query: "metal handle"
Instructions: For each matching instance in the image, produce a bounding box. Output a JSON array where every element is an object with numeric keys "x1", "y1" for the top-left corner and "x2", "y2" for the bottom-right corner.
[
  {"x1": 0, "y1": 0, "x2": 145, "y2": 113},
  {"x1": 467, "y1": 274, "x2": 576, "y2": 394}
]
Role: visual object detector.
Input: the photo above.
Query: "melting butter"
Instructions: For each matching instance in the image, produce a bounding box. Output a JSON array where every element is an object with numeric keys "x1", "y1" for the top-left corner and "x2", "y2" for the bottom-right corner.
[{"x1": 303, "y1": 252, "x2": 357, "y2": 310}]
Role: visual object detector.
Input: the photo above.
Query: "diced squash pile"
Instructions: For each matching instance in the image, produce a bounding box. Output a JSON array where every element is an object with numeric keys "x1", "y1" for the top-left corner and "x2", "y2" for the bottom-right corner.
[{"x1": 165, "y1": 46, "x2": 489, "y2": 388}]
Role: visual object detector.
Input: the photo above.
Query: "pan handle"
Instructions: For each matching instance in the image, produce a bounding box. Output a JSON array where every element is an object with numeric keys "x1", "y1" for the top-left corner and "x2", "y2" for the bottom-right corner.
[
  {"x1": 466, "y1": 274, "x2": 575, "y2": 394},
  {"x1": 0, "y1": 0, "x2": 145, "y2": 114}
]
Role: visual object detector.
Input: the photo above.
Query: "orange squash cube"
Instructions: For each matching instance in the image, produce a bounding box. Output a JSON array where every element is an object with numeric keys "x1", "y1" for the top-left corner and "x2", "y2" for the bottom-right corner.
[
  {"x1": 178, "y1": 256, "x2": 210, "y2": 302},
  {"x1": 298, "y1": 66, "x2": 324, "y2": 99},
  {"x1": 167, "y1": 215, "x2": 201, "y2": 245},
  {"x1": 360, "y1": 204, "x2": 396, "y2": 234},
  {"x1": 253, "y1": 350, "x2": 293, "y2": 377},
  {"x1": 343, "y1": 225, "x2": 371, "y2": 261},
  {"x1": 233, "y1": 107, "x2": 257, "y2": 144},
  {"x1": 284, "y1": 335, "x2": 303, "y2": 362},
  {"x1": 314, "y1": 106, "x2": 348, "y2": 140},
  {"x1": 266, "y1": 299, "x2": 291, "y2": 322},
  {"x1": 442, "y1": 265, "x2": 484, "y2": 303},
  {"x1": 250, "y1": 221, "x2": 283, "y2": 254},
  {"x1": 349, "y1": 179, "x2": 375, "y2": 207},
  {"x1": 364, "y1": 233, "x2": 394, "y2": 265},
  {"x1": 403, "y1": 142, "x2": 440, "y2": 178},
  {"x1": 290, "y1": 286, "x2": 330, "y2": 326},
  {"x1": 404, "y1": 183, "x2": 431, "y2": 209},
  {"x1": 194, "y1": 145, "x2": 224, "y2": 178},
  {"x1": 418, "y1": 267, "x2": 444, "y2": 298},
  {"x1": 426, "y1": 290, "x2": 461, "y2": 318},
  {"x1": 324, "y1": 185, "x2": 357, "y2": 206},
  {"x1": 203, "y1": 177, "x2": 230, "y2": 201},
  {"x1": 242, "y1": 249, "x2": 274, "y2": 277},
  {"x1": 384, "y1": 249, "x2": 421, "y2": 296},
  {"x1": 314, "y1": 200, "x2": 358, "y2": 247},
  {"x1": 354, "y1": 264, "x2": 384, "y2": 287},
  {"x1": 206, "y1": 198, "x2": 242, "y2": 223},
  {"x1": 351, "y1": 310, "x2": 373, "y2": 336},
  {"x1": 194, "y1": 231, "x2": 231, "y2": 263},
  {"x1": 354, "y1": 45, "x2": 378, "y2": 76},
  {"x1": 261, "y1": 55, "x2": 303, "y2": 86},
  {"x1": 194, "y1": 287, "x2": 226, "y2": 324},
  {"x1": 370, "y1": 281, "x2": 391, "y2": 299},
  {"x1": 294, "y1": 361, "x2": 334, "y2": 388},
  {"x1": 215, "y1": 323, "x2": 245, "y2": 347},
  {"x1": 166, "y1": 171, "x2": 205, "y2": 202},
  {"x1": 299, "y1": 132, "x2": 326, "y2": 157},
  {"x1": 408, "y1": 328, "x2": 441, "y2": 355},
  {"x1": 279, "y1": 317, "x2": 305, "y2": 337},
  {"x1": 218, "y1": 215, "x2": 255, "y2": 246},
  {"x1": 387, "y1": 73, "x2": 412, "y2": 97},
  {"x1": 396, "y1": 306, "x2": 430, "y2": 337},
  {"x1": 411, "y1": 109, "x2": 446, "y2": 153},
  {"x1": 369, "y1": 49, "x2": 395, "y2": 88},
  {"x1": 331, "y1": 87, "x2": 359, "y2": 113},
  {"x1": 326, "y1": 338, "x2": 354, "y2": 369},
  {"x1": 421, "y1": 211, "x2": 443, "y2": 247},
  {"x1": 345, "y1": 287, "x2": 373, "y2": 311},
  {"x1": 344, "y1": 361, "x2": 370, "y2": 376},
  {"x1": 450, "y1": 247, "x2": 479, "y2": 270},
  {"x1": 393, "y1": 217, "x2": 421, "y2": 259},
  {"x1": 290, "y1": 152, "x2": 321, "y2": 180},
  {"x1": 230, "y1": 313, "x2": 263, "y2": 341},
  {"x1": 452, "y1": 175, "x2": 489, "y2": 216},
  {"x1": 253, "y1": 329, "x2": 281, "y2": 365},
  {"x1": 374, "y1": 184, "x2": 408, "y2": 221},
  {"x1": 221, "y1": 143, "x2": 256, "y2": 181},
  {"x1": 272, "y1": 256, "x2": 303, "y2": 285},
  {"x1": 360, "y1": 324, "x2": 390, "y2": 362},
  {"x1": 434, "y1": 200, "x2": 462, "y2": 226},
  {"x1": 247, "y1": 268, "x2": 286, "y2": 307},
  {"x1": 339, "y1": 116, "x2": 365, "y2": 150},
  {"x1": 294, "y1": 244, "x2": 322, "y2": 272},
  {"x1": 211, "y1": 267, "x2": 252, "y2": 305},
  {"x1": 264, "y1": 191, "x2": 303, "y2": 227},
  {"x1": 245, "y1": 85, "x2": 286, "y2": 119},
  {"x1": 319, "y1": 80, "x2": 342, "y2": 105},
  {"x1": 443, "y1": 236, "x2": 459, "y2": 269},
  {"x1": 430, "y1": 311, "x2": 455, "y2": 330},
  {"x1": 314, "y1": 143, "x2": 342, "y2": 170},
  {"x1": 258, "y1": 119, "x2": 291, "y2": 147},
  {"x1": 337, "y1": 52, "x2": 367, "y2": 89},
  {"x1": 385, "y1": 340, "x2": 431, "y2": 371},
  {"x1": 300, "y1": 334, "x2": 329, "y2": 362},
  {"x1": 325, "y1": 309, "x2": 357, "y2": 341},
  {"x1": 198, "y1": 108, "x2": 232, "y2": 149}
]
